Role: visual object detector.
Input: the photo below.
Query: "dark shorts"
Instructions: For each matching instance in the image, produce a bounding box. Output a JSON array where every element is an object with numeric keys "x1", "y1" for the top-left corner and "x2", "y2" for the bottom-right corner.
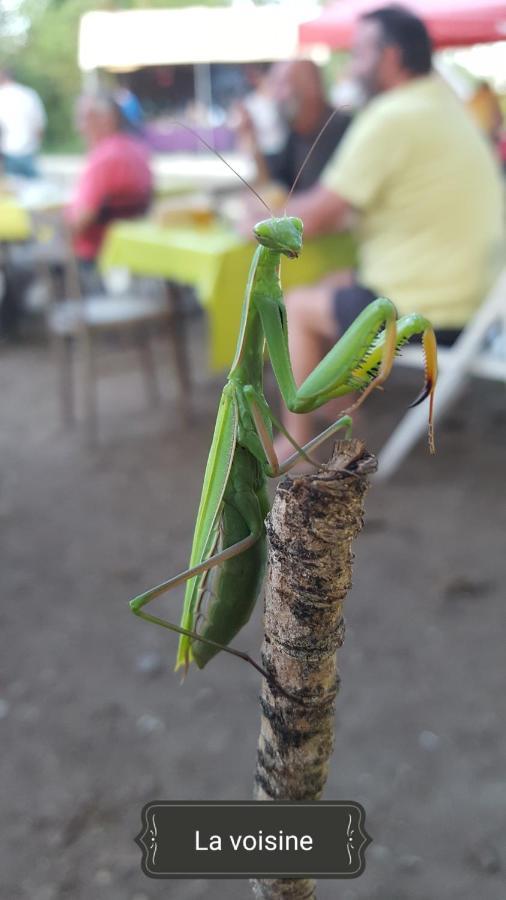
[{"x1": 333, "y1": 283, "x2": 461, "y2": 347}]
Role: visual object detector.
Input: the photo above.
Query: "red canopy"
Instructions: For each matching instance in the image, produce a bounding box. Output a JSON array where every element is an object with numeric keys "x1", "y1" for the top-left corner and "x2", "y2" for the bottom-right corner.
[{"x1": 299, "y1": 0, "x2": 506, "y2": 50}]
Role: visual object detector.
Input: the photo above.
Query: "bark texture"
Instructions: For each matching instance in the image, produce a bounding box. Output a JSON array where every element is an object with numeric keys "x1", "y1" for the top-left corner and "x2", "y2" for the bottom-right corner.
[{"x1": 251, "y1": 440, "x2": 376, "y2": 900}]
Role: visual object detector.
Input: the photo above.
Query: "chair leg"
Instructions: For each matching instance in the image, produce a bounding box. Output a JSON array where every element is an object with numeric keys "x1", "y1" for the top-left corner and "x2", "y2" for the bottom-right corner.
[
  {"x1": 136, "y1": 326, "x2": 161, "y2": 408},
  {"x1": 165, "y1": 281, "x2": 192, "y2": 424},
  {"x1": 81, "y1": 331, "x2": 98, "y2": 445},
  {"x1": 377, "y1": 272, "x2": 506, "y2": 480},
  {"x1": 57, "y1": 335, "x2": 76, "y2": 428}
]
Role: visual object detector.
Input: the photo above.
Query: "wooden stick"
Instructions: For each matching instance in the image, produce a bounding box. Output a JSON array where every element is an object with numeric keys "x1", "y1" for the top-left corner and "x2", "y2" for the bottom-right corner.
[{"x1": 252, "y1": 440, "x2": 376, "y2": 900}]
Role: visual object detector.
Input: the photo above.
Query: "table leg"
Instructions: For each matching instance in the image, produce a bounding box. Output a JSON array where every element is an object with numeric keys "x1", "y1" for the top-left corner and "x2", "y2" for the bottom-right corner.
[
  {"x1": 136, "y1": 325, "x2": 162, "y2": 408},
  {"x1": 0, "y1": 243, "x2": 22, "y2": 338},
  {"x1": 165, "y1": 281, "x2": 192, "y2": 424}
]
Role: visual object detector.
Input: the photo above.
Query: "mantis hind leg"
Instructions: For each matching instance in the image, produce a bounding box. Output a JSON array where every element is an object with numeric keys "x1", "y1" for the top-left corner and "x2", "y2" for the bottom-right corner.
[
  {"x1": 129, "y1": 533, "x2": 256, "y2": 611},
  {"x1": 129, "y1": 532, "x2": 275, "y2": 679},
  {"x1": 131, "y1": 607, "x2": 272, "y2": 683}
]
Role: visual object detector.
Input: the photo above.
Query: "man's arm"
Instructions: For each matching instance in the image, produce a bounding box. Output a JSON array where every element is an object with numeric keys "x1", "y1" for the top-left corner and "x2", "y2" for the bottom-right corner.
[
  {"x1": 238, "y1": 180, "x2": 351, "y2": 238},
  {"x1": 285, "y1": 183, "x2": 351, "y2": 237},
  {"x1": 286, "y1": 100, "x2": 402, "y2": 240}
]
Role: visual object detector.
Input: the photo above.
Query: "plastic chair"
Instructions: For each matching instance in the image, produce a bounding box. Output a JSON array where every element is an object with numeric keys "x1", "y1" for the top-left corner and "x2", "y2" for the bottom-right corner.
[{"x1": 376, "y1": 267, "x2": 506, "y2": 480}]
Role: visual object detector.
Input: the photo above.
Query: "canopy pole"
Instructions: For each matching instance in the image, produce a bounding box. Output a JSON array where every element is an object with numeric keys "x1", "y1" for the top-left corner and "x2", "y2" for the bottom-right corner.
[{"x1": 194, "y1": 63, "x2": 214, "y2": 143}]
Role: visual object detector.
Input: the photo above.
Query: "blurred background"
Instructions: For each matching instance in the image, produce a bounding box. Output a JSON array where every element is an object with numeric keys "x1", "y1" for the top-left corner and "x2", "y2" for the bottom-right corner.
[{"x1": 1, "y1": 1, "x2": 505, "y2": 899}]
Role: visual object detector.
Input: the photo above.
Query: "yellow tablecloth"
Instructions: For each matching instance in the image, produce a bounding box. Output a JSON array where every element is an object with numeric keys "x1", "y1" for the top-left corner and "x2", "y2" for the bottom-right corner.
[
  {"x1": 0, "y1": 199, "x2": 31, "y2": 241},
  {"x1": 100, "y1": 219, "x2": 356, "y2": 370}
]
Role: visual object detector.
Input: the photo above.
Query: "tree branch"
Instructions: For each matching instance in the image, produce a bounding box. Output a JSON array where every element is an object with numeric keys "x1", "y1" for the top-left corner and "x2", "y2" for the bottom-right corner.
[{"x1": 252, "y1": 440, "x2": 376, "y2": 900}]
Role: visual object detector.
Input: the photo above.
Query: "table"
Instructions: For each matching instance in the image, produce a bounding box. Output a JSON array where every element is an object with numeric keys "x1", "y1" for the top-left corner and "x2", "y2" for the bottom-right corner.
[
  {"x1": 0, "y1": 184, "x2": 69, "y2": 335},
  {"x1": 100, "y1": 220, "x2": 356, "y2": 370},
  {"x1": 0, "y1": 198, "x2": 31, "y2": 241},
  {"x1": 0, "y1": 181, "x2": 70, "y2": 241},
  {"x1": 0, "y1": 200, "x2": 32, "y2": 334},
  {"x1": 38, "y1": 152, "x2": 256, "y2": 196}
]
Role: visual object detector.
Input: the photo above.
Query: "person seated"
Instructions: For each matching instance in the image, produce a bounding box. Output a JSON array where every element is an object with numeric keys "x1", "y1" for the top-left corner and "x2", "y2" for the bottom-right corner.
[
  {"x1": 266, "y1": 6, "x2": 504, "y2": 458},
  {"x1": 67, "y1": 92, "x2": 152, "y2": 293},
  {"x1": 235, "y1": 59, "x2": 352, "y2": 192}
]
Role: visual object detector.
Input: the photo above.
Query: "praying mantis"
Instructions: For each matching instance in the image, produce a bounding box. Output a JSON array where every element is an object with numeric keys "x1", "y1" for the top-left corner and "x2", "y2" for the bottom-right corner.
[{"x1": 129, "y1": 205, "x2": 438, "y2": 678}]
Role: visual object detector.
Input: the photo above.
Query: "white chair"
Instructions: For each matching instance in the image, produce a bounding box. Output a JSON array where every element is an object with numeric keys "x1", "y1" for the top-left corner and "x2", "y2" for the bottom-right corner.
[
  {"x1": 30, "y1": 208, "x2": 192, "y2": 442},
  {"x1": 376, "y1": 267, "x2": 506, "y2": 480}
]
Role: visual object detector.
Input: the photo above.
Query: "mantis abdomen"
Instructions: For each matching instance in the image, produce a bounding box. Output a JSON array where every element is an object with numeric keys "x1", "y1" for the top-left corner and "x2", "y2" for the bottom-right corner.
[{"x1": 191, "y1": 446, "x2": 269, "y2": 668}]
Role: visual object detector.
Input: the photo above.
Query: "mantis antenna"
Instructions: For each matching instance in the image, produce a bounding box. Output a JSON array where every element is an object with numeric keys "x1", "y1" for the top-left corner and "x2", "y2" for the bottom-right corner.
[
  {"x1": 173, "y1": 119, "x2": 273, "y2": 216},
  {"x1": 285, "y1": 107, "x2": 345, "y2": 208}
]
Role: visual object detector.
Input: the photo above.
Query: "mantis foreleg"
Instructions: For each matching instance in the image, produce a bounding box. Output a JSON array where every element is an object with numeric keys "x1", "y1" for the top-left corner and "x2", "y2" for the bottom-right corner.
[
  {"x1": 254, "y1": 290, "x2": 437, "y2": 449},
  {"x1": 258, "y1": 295, "x2": 399, "y2": 413}
]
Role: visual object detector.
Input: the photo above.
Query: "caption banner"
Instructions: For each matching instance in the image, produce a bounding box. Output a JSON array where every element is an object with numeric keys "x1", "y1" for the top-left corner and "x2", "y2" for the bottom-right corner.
[{"x1": 135, "y1": 800, "x2": 371, "y2": 879}]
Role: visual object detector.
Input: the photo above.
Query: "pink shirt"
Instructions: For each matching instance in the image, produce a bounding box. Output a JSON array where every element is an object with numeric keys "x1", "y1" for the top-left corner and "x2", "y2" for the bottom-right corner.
[{"x1": 68, "y1": 133, "x2": 152, "y2": 260}]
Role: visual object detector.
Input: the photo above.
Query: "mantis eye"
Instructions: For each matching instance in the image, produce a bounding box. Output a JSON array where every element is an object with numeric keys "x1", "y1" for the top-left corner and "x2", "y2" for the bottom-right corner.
[{"x1": 253, "y1": 219, "x2": 276, "y2": 247}]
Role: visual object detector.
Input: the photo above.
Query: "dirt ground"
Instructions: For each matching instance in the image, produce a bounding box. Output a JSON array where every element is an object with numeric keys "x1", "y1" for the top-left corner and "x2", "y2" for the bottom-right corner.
[{"x1": 1, "y1": 324, "x2": 505, "y2": 900}]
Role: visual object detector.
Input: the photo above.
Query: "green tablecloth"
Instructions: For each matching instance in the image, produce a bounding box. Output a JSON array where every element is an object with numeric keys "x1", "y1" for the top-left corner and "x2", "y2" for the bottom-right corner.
[{"x1": 100, "y1": 219, "x2": 356, "y2": 370}]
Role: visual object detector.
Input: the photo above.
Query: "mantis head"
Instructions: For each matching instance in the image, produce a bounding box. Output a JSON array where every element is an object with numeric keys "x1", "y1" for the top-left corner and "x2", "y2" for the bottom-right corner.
[{"x1": 253, "y1": 217, "x2": 303, "y2": 259}]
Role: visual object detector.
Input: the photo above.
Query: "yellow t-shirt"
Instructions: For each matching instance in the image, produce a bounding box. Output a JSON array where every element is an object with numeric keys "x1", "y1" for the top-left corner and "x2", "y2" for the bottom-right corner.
[{"x1": 322, "y1": 74, "x2": 504, "y2": 327}]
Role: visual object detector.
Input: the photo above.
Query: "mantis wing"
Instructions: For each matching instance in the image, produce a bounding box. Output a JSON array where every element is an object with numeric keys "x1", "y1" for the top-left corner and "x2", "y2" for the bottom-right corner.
[{"x1": 176, "y1": 384, "x2": 238, "y2": 670}]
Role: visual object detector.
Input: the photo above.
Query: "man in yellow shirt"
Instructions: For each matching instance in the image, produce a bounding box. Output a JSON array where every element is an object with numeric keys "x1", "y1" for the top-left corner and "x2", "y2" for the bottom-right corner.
[{"x1": 277, "y1": 5, "x2": 504, "y2": 454}]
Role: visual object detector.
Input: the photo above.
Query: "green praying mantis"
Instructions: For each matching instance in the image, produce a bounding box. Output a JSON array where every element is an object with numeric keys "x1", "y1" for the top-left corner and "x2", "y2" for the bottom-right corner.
[
  {"x1": 129, "y1": 121, "x2": 438, "y2": 680},
  {"x1": 129, "y1": 224, "x2": 438, "y2": 679}
]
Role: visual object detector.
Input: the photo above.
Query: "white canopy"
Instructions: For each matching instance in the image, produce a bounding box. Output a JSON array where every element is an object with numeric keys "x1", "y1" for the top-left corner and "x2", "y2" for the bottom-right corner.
[{"x1": 78, "y1": 6, "x2": 306, "y2": 71}]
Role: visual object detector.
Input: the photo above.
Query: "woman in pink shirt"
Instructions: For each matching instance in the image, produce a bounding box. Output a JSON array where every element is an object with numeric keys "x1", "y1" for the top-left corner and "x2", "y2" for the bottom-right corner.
[{"x1": 67, "y1": 93, "x2": 152, "y2": 291}]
